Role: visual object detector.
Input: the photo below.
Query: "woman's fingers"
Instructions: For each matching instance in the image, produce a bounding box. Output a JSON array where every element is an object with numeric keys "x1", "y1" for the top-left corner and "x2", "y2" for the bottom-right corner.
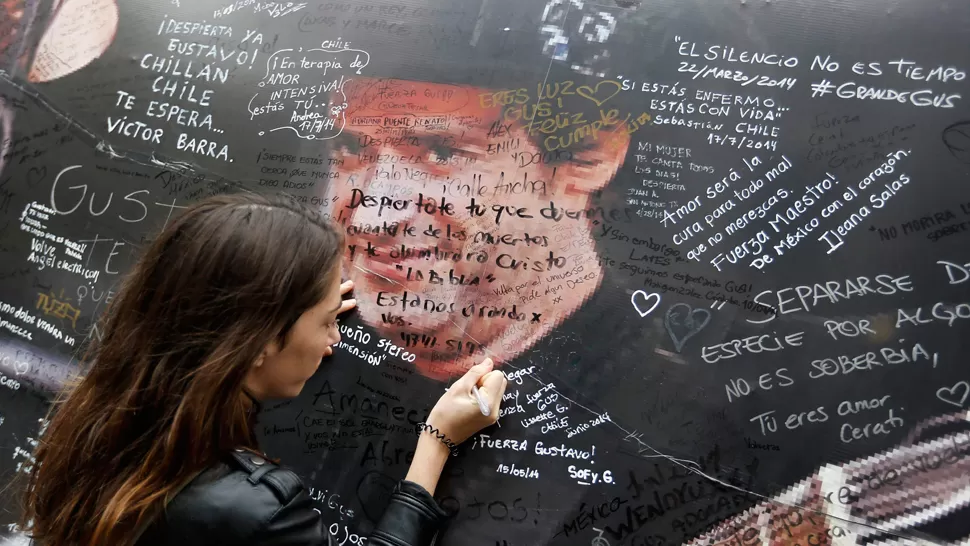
[
  {"x1": 339, "y1": 280, "x2": 356, "y2": 314},
  {"x1": 338, "y1": 298, "x2": 357, "y2": 314},
  {"x1": 478, "y1": 370, "x2": 508, "y2": 414},
  {"x1": 478, "y1": 370, "x2": 509, "y2": 402},
  {"x1": 455, "y1": 358, "x2": 493, "y2": 391}
]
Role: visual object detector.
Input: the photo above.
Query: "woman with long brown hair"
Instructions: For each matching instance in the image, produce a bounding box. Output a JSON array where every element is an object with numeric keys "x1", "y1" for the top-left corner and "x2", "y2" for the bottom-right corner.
[{"x1": 19, "y1": 193, "x2": 508, "y2": 546}]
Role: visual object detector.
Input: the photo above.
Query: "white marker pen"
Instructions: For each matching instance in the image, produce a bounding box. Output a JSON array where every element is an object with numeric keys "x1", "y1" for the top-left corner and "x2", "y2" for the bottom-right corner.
[{"x1": 471, "y1": 385, "x2": 491, "y2": 417}]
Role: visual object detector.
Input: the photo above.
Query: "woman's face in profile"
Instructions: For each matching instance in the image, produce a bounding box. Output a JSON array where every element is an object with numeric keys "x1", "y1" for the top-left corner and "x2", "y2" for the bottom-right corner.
[{"x1": 245, "y1": 276, "x2": 344, "y2": 399}]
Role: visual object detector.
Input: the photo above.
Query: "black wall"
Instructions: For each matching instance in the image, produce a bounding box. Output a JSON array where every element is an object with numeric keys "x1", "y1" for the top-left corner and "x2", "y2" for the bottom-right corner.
[{"x1": 0, "y1": 0, "x2": 969, "y2": 544}]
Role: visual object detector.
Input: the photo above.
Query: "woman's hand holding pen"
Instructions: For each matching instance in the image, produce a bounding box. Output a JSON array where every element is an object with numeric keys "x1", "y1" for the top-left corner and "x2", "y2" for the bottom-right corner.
[
  {"x1": 407, "y1": 358, "x2": 507, "y2": 495},
  {"x1": 325, "y1": 278, "x2": 507, "y2": 494},
  {"x1": 428, "y1": 358, "x2": 508, "y2": 445}
]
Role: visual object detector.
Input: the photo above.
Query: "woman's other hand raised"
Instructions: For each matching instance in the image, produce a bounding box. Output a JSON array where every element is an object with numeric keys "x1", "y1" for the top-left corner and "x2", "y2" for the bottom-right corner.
[{"x1": 325, "y1": 280, "x2": 356, "y2": 357}]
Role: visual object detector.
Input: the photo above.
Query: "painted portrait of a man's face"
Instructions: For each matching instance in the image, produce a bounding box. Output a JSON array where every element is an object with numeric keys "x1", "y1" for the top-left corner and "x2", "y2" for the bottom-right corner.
[{"x1": 321, "y1": 77, "x2": 630, "y2": 380}]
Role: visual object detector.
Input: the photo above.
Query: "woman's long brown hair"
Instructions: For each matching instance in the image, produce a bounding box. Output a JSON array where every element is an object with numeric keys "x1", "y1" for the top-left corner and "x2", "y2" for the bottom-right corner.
[{"x1": 20, "y1": 193, "x2": 344, "y2": 546}]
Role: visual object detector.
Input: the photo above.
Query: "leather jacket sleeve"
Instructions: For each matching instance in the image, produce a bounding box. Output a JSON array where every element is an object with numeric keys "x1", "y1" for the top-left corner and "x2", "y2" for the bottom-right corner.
[
  {"x1": 367, "y1": 481, "x2": 450, "y2": 546},
  {"x1": 253, "y1": 479, "x2": 449, "y2": 546}
]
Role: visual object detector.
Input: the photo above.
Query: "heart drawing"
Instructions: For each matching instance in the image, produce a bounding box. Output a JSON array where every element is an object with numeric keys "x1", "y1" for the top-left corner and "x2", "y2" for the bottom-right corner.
[
  {"x1": 631, "y1": 290, "x2": 661, "y2": 317},
  {"x1": 664, "y1": 303, "x2": 711, "y2": 353},
  {"x1": 936, "y1": 381, "x2": 970, "y2": 408},
  {"x1": 356, "y1": 470, "x2": 398, "y2": 522},
  {"x1": 942, "y1": 121, "x2": 970, "y2": 165},
  {"x1": 576, "y1": 80, "x2": 621, "y2": 106}
]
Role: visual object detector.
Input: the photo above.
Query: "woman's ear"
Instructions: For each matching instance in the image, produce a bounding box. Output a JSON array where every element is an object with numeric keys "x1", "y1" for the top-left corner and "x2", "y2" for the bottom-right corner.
[{"x1": 256, "y1": 338, "x2": 281, "y2": 367}]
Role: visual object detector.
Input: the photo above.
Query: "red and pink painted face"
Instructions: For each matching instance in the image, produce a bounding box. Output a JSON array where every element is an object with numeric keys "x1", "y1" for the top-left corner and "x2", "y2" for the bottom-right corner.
[{"x1": 321, "y1": 77, "x2": 630, "y2": 380}]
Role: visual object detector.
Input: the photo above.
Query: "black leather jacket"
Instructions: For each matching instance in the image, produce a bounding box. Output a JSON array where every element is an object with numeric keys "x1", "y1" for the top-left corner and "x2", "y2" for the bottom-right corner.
[{"x1": 138, "y1": 450, "x2": 449, "y2": 546}]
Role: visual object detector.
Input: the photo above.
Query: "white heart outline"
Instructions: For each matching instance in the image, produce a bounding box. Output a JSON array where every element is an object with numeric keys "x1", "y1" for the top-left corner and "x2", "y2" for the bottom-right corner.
[
  {"x1": 936, "y1": 381, "x2": 970, "y2": 408},
  {"x1": 631, "y1": 290, "x2": 661, "y2": 317}
]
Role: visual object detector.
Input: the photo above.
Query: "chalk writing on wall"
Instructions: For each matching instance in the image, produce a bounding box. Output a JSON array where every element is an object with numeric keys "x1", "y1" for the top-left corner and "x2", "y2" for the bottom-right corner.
[{"x1": 0, "y1": 0, "x2": 968, "y2": 545}]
